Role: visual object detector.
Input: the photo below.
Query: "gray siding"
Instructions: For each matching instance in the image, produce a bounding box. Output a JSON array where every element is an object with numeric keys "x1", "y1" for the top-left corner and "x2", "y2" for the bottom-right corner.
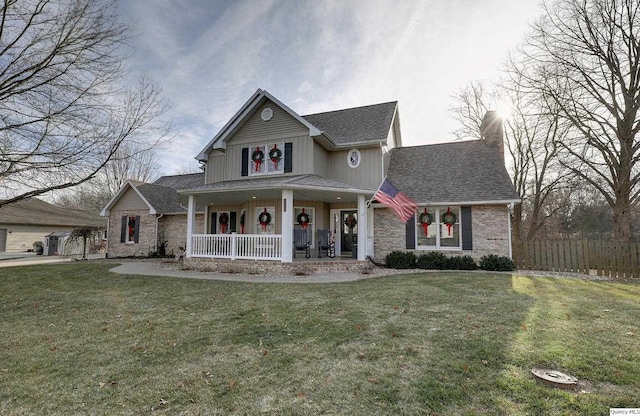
[
  {"x1": 328, "y1": 147, "x2": 383, "y2": 189},
  {"x1": 230, "y1": 100, "x2": 309, "y2": 144},
  {"x1": 112, "y1": 187, "x2": 149, "y2": 211},
  {"x1": 206, "y1": 152, "x2": 226, "y2": 184},
  {"x1": 313, "y1": 141, "x2": 330, "y2": 177}
]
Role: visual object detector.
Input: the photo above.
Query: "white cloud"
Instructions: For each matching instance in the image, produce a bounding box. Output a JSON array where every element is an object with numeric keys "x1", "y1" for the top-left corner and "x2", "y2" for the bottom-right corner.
[{"x1": 119, "y1": 0, "x2": 542, "y2": 175}]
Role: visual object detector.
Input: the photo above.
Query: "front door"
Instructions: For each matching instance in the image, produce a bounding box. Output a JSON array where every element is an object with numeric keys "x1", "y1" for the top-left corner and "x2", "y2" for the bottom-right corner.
[{"x1": 341, "y1": 210, "x2": 358, "y2": 254}]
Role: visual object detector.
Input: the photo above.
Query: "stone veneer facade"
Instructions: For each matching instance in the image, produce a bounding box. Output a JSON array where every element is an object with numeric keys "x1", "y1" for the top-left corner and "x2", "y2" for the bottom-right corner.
[
  {"x1": 373, "y1": 205, "x2": 511, "y2": 261},
  {"x1": 185, "y1": 257, "x2": 369, "y2": 275},
  {"x1": 107, "y1": 211, "x2": 204, "y2": 258}
]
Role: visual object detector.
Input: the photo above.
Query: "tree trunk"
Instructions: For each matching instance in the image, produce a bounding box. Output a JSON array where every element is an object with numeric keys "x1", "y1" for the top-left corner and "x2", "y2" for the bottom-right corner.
[{"x1": 612, "y1": 199, "x2": 631, "y2": 242}]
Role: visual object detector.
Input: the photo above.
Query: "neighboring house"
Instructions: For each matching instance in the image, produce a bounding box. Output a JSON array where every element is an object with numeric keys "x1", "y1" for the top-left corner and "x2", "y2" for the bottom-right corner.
[
  {"x1": 100, "y1": 174, "x2": 205, "y2": 258},
  {"x1": 103, "y1": 89, "x2": 519, "y2": 264},
  {"x1": 0, "y1": 198, "x2": 105, "y2": 253}
]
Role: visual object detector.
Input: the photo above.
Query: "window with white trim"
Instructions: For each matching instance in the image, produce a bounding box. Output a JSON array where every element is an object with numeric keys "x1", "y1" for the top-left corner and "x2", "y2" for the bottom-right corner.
[
  {"x1": 249, "y1": 142, "x2": 284, "y2": 176},
  {"x1": 416, "y1": 206, "x2": 461, "y2": 249}
]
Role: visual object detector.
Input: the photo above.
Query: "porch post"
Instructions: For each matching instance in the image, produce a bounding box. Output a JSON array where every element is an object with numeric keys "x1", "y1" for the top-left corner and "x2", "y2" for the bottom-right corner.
[
  {"x1": 281, "y1": 189, "x2": 294, "y2": 262},
  {"x1": 185, "y1": 194, "x2": 195, "y2": 258},
  {"x1": 357, "y1": 194, "x2": 367, "y2": 261}
]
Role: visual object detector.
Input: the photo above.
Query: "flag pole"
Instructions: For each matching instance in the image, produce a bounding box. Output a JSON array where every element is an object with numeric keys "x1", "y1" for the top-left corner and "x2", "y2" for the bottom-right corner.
[{"x1": 367, "y1": 176, "x2": 387, "y2": 208}]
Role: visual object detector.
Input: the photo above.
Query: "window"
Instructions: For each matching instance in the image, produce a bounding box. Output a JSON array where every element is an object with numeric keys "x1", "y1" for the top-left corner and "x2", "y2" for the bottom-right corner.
[
  {"x1": 256, "y1": 206, "x2": 276, "y2": 233},
  {"x1": 249, "y1": 142, "x2": 284, "y2": 176},
  {"x1": 120, "y1": 215, "x2": 140, "y2": 244},
  {"x1": 294, "y1": 207, "x2": 315, "y2": 247},
  {"x1": 415, "y1": 206, "x2": 461, "y2": 249}
]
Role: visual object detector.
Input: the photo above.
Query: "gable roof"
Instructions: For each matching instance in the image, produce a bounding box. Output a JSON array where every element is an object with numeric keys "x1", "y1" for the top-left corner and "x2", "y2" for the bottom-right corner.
[
  {"x1": 386, "y1": 140, "x2": 520, "y2": 205},
  {"x1": 196, "y1": 89, "x2": 399, "y2": 161},
  {"x1": 0, "y1": 198, "x2": 104, "y2": 227},
  {"x1": 196, "y1": 89, "x2": 322, "y2": 161},
  {"x1": 100, "y1": 173, "x2": 207, "y2": 216},
  {"x1": 302, "y1": 101, "x2": 397, "y2": 146}
]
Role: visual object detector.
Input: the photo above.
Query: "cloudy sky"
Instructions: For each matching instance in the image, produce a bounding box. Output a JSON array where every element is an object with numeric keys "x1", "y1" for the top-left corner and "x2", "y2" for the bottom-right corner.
[{"x1": 118, "y1": 0, "x2": 543, "y2": 176}]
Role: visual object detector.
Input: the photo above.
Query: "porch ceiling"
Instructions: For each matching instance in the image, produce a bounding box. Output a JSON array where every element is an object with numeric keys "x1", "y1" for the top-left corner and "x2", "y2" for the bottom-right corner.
[
  {"x1": 180, "y1": 187, "x2": 370, "y2": 206},
  {"x1": 178, "y1": 174, "x2": 376, "y2": 206}
]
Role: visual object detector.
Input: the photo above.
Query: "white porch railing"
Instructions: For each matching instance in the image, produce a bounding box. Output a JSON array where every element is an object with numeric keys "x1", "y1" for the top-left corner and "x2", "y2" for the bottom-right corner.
[{"x1": 191, "y1": 234, "x2": 283, "y2": 261}]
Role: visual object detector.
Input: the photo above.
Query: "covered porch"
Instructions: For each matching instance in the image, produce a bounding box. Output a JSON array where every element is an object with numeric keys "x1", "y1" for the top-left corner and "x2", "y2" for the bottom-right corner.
[{"x1": 180, "y1": 175, "x2": 375, "y2": 263}]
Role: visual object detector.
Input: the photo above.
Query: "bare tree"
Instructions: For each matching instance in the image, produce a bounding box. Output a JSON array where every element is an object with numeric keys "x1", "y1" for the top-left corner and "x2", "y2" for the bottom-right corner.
[
  {"x1": 450, "y1": 79, "x2": 572, "y2": 241},
  {"x1": 503, "y1": 73, "x2": 574, "y2": 241},
  {"x1": 450, "y1": 80, "x2": 499, "y2": 141},
  {"x1": 515, "y1": 0, "x2": 640, "y2": 241},
  {"x1": 0, "y1": 0, "x2": 171, "y2": 207}
]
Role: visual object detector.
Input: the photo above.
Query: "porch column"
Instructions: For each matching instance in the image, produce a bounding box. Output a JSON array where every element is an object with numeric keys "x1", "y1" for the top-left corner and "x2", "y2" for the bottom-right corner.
[
  {"x1": 185, "y1": 194, "x2": 195, "y2": 258},
  {"x1": 281, "y1": 189, "x2": 293, "y2": 263},
  {"x1": 357, "y1": 194, "x2": 367, "y2": 261}
]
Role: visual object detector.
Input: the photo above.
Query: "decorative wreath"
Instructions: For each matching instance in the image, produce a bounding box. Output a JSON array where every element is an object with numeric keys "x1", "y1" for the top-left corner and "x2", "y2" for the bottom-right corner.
[
  {"x1": 418, "y1": 209, "x2": 433, "y2": 236},
  {"x1": 259, "y1": 209, "x2": 272, "y2": 231},
  {"x1": 441, "y1": 210, "x2": 457, "y2": 225},
  {"x1": 219, "y1": 212, "x2": 229, "y2": 234},
  {"x1": 344, "y1": 214, "x2": 357, "y2": 228},
  {"x1": 297, "y1": 209, "x2": 310, "y2": 229},
  {"x1": 418, "y1": 211, "x2": 433, "y2": 225},
  {"x1": 252, "y1": 148, "x2": 264, "y2": 172},
  {"x1": 128, "y1": 216, "x2": 136, "y2": 236},
  {"x1": 269, "y1": 146, "x2": 282, "y2": 163},
  {"x1": 441, "y1": 208, "x2": 457, "y2": 236},
  {"x1": 239, "y1": 212, "x2": 245, "y2": 234}
]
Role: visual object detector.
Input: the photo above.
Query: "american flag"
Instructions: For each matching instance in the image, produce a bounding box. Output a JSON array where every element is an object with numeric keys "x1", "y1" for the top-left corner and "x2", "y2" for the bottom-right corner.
[{"x1": 373, "y1": 178, "x2": 417, "y2": 223}]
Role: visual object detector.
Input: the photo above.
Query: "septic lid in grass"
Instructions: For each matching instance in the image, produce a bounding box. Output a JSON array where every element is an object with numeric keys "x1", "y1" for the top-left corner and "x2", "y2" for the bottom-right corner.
[{"x1": 531, "y1": 368, "x2": 577, "y2": 390}]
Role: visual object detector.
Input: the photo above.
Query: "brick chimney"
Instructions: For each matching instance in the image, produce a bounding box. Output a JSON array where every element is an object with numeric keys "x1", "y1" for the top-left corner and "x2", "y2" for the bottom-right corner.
[{"x1": 480, "y1": 110, "x2": 504, "y2": 159}]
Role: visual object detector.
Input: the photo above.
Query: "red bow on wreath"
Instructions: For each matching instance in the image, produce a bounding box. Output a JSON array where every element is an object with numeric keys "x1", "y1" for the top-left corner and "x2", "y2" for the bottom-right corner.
[
  {"x1": 252, "y1": 147, "x2": 264, "y2": 172},
  {"x1": 441, "y1": 207, "x2": 457, "y2": 236},
  {"x1": 259, "y1": 208, "x2": 272, "y2": 231}
]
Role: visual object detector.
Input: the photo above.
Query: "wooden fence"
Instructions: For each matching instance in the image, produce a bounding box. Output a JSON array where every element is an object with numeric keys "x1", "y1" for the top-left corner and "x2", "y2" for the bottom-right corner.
[{"x1": 513, "y1": 240, "x2": 640, "y2": 279}]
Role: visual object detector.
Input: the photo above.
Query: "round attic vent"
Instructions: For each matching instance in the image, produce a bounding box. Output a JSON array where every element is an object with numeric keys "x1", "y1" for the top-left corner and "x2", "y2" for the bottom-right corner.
[{"x1": 261, "y1": 108, "x2": 273, "y2": 121}]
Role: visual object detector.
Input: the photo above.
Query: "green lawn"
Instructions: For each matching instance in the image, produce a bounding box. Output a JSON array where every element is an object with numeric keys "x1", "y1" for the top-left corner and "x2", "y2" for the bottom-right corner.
[{"x1": 1, "y1": 263, "x2": 639, "y2": 415}]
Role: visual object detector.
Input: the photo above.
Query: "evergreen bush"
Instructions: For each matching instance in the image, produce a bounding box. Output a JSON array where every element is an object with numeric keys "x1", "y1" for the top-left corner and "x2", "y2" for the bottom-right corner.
[
  {"x1": 385, "y1": 251, "x2": 417, "y2": 269},
  {"x1": 479, "y1": 254, "x2": 515, "y2": 271}
]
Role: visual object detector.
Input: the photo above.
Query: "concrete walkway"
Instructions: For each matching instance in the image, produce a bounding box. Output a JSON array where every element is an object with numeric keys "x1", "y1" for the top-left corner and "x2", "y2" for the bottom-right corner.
[
  {"x1": 109, "y1": 261, "x2": 383, "y2": 284},
  {"x1": 0, "y1": 252, "x2": 74, "y2": 268}
]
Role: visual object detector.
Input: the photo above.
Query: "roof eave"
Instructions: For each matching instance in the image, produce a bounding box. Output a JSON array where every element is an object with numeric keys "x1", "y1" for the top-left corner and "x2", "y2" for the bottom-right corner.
[{"x1": 196, "y1": 89, "x2": 324, "y2": 161}]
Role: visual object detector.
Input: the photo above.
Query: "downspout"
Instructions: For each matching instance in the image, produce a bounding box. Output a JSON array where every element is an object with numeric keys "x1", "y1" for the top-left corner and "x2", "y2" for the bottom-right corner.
[
  {"x1": 105, "y1": 216, "x2": 110, "y2": 259},
  {"x1": 155, "y1": 214, "x2": 164, "y2": 252},
  {"x1": 507, "y1": 203, "x2": 513, "y2": 259}
]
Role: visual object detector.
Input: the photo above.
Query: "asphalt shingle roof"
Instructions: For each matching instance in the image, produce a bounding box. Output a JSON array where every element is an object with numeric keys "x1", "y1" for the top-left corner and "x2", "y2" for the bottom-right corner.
[
  {"x1": 387, "y1": 140, "x2": 520, "y2": 204},
  {"x1": 153, "y1": 173, "x2": 204, "y2": 189},
  {"x1": 0, "y1": 198, "x2": 105, "y2": 227},
  {"x1": 303, "y1": 102, "x2": 397, "y2": 146}
]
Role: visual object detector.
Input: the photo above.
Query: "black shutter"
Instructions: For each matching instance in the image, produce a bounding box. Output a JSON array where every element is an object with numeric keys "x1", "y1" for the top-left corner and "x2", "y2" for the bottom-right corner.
[
  {"x1": 210, "y1": 212, "x2": 217, "y2": 234},
  {"x1": 461, "y1": 206, "x2": 473, "y2": 250},
  {"x1": 120, "y1": 216, "x2": 127, "y2": 243},
  {"x1": 405, "y1": 214, "x2": 416, "y2": 249},
  {"x1": 133, "y1": 216, "x2": 140, "y2": 243},
  {"x1": 241, "y1": 148, "x2": 249, "y2": 176},
  {"x1": 230, "y1": 211, "x2": 237, "y2": 233},
  {"x1": 284, "y1": 142, "x2": 293, "y2": 173}
]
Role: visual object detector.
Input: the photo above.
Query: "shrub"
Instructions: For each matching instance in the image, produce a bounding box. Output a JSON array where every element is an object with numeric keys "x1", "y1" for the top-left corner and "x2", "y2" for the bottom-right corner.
[
  {"x1": 385, "y1": 251, "x2": 417, "y2": 269},
  {"x1": 416, "y1": 252, "x2": 448, "y2": 269},
  {"x1": 446, "y1": 255, "x2": 477, "y2": 270},
  {"x1": 479, "y1": 254, "x2": 515, "y2": 271}
]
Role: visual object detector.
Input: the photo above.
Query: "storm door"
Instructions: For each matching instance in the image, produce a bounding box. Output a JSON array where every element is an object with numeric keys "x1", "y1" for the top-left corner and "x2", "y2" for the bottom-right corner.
[{"x1": 341, "y1": 210, "x2": 358, "y2": 254}]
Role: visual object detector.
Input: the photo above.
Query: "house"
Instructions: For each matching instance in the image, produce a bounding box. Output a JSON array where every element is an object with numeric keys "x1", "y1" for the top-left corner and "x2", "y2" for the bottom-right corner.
[
  {"x1": 100, "y1": 173, "x2": 205, "y2": 258},
  {"x1": 0, "y1": 198, "x2": 105, "y2": 253},
  {"x1": 101, "y1": 89, "x2": 520, "y2": 270}
]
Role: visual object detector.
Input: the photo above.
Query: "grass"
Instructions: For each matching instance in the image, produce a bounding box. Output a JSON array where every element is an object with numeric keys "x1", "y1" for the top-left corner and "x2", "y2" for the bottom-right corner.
[{"x1": 0, "y1": 263, "x2": 639, "y2": 415}]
